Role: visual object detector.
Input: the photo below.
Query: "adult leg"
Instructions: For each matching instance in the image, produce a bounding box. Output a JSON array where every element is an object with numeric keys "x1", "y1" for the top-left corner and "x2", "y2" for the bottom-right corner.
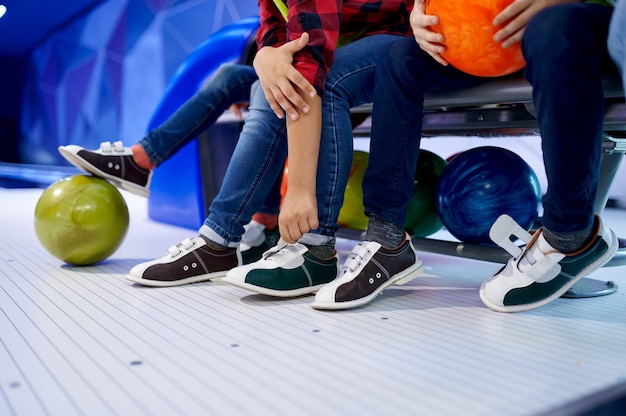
[
  {"x1": 524, "y1": 3, "x2": 614, "y2": 238},
  {"x1": 480, "y1": 3, "x2": 618, "y2": 313}
]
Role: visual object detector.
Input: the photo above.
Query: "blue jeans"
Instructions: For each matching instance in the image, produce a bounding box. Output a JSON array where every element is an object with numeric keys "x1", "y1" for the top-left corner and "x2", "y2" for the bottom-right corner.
[
  {"x1": 137, "y1": 63, "x2": 281, "y2": 214},
  {"x1": 609, "y1": 0, "x2": 626, "y2": 91},
  {"x1": 524, "y1": 3, "x2": 614, "y2": 234},
  {"x1": 139, "y1": 64, "x2": 258, "y2": 167},
  {"x1": 365, "y1": 3, "x2": 615, "y2": 235},
  {"x1": 364, "y1": 38, "x2": 482, "y2": 226},
  {"x1": 201, "y1": 34, "x2": 405, "y2": 247}
]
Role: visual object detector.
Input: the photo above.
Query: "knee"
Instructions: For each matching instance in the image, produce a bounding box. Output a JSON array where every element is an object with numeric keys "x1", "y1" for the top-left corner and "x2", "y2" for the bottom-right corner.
[{"x1": 523, "y1": 7, "x2": 569, "y2": 61}]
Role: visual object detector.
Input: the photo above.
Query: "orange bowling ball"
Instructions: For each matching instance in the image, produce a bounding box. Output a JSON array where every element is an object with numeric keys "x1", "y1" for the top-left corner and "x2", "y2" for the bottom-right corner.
[{"x1": 426, "y1": 0, "x2": 526, "y2": 77}]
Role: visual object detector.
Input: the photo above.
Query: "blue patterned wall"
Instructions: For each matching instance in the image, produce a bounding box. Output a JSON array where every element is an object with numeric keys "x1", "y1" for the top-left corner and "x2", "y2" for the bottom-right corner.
[{"x1": 20, "y1": 0, "x2": 257, "y2": 165}]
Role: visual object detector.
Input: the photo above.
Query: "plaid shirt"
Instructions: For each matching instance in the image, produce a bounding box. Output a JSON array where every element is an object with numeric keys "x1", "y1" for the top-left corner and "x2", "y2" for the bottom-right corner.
[{"x1": 257, "y1": 0, "x2": 414, "y2": 94}]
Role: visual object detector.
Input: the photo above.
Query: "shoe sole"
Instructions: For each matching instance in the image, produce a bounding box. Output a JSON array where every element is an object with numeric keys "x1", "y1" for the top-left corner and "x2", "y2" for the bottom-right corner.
[
  {"x1": 311, "y1": 259, "x2": 425, "y2": 310},
  {"x1": 479, "y1": 230, "x2": 619, "y2": 313},
  {"x1": 125, "y1": 271, "x2": 225, "y2": 287},
  {"x1": 221, "y1": 276, "x2": 328, "y2": 297},
  {"x1": 59, "y1": 146, "x2": 150, "y2": 198}
]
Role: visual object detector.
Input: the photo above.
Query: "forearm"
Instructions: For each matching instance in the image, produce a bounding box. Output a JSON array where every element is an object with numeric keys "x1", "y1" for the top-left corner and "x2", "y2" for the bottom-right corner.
[{"x1": 286, "y1": 89, "x2": 322, "y2": 195}]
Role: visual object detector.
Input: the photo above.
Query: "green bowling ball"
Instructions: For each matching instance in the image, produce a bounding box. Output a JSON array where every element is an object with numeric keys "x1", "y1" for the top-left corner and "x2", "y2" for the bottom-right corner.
[
  {"x1": 34, "y1": 174, "x2": 129, "y2": 265},
  {"x1": 404, "y1": 149, "x2": 447, "y2": 237},
  {"x1": 338, "y1": 150, "x2": 369, "y2": 231}
]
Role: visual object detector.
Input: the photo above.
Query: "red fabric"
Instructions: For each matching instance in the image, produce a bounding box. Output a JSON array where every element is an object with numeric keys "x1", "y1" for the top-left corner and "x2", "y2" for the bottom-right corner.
[{"x1": 257, "y1": 0, "x2": 414, "y2": 93}]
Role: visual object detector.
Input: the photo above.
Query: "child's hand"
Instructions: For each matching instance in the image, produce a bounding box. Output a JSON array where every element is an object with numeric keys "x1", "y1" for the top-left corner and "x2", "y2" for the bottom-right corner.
[
  {"x1": 279, "y1": 188, "x2": 319, "y2": 244},
  {"x1": 253, "y1": 33, "x2": 317, "y2": 121},
  {"x1": 493, "y1": 0, "x2": 571, "y2": 48},
  {"x1": 410, "y1": 1, "x2": 448, "y2": 66}
]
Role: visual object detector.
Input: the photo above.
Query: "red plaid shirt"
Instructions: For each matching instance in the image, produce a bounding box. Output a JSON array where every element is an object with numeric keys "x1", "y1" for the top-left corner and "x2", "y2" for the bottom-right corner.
[{"x1": 257, "y1": 0, "x2": 414, "y2": 94}]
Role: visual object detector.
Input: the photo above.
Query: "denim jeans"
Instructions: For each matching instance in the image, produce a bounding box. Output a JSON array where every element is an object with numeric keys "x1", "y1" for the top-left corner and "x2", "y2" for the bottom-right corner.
[
  {"x1": 138, "y1": 63, "x2": 281, "y2": 215},
  {"x1": 365, "y1": 3, "x2": 615, "y2": 235},
  {"x1": 139, "y1": 64, "x2": 258, "y2": 167},
  {"x1": 201, "y1": 34, "x2": 405, "y2": 247},
  {"x1": 364, "y1": 38, "x2": 482, "y2": 227},
  {"x1": 609, "y1": 0, "x2": 626, "y2": 91},
  {"x1": 524, "y1": 3, "x2": 615, "y2": 234}
]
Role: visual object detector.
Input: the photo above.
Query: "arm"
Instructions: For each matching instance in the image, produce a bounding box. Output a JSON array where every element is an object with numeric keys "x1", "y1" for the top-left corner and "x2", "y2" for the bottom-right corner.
[
  {"x1": 279, "y1": 88, "x2": 322, "y2": 243},
  {"x1": 253, "y1": 34, "x2": 317, "y2": 121},
  {"x1": 256, "y1": 0, "x2": 341, "y2": 243},
  {"x1": 255, "y1": 0, "x2": 338, "y2": 120},
  {"x1": 494, "y1": 0, "x2": 581, "y2": 48}
]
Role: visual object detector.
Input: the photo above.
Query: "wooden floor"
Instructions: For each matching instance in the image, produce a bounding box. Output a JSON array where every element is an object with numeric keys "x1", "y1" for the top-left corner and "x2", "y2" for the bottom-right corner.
[{"x1": 1, "y1": 187, "x2": 625, "y2": 415}]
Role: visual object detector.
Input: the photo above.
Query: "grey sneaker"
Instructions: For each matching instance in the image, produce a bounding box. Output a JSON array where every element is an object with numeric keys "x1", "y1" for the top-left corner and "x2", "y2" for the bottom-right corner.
[
  {"x1": 480, "y1": 214, "x2": 618, "y2": 312},
  {"x1": 312, "y1": 235, "x2": 424, "y2": 310},
  {"x1": 222, "y1": 241, "x2": 339, "y2": 297},
  {"x1": 59, "y1": 141, "x2": 152, "y2": 197},
  {"x1": 126, "y1": 237, "x2": 241, "y2": 287}
]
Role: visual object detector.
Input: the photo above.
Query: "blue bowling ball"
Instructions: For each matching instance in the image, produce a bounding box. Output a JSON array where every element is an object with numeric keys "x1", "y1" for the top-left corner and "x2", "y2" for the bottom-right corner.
[{"x1": 436, "y1": 146, "x2": 541, "y2": 244}]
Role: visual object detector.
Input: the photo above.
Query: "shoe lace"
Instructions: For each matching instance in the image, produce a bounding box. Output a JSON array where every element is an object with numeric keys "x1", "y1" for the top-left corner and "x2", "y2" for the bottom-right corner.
[
  {"x1": 166, "y1": 238, "x2": 196, "y2": 258},
  {"x1": 341, "y1": 243, "x2": 371, "y2": 274},
  {"x1": 261, "y1": 239, "x2": 309, "y2": 263}
]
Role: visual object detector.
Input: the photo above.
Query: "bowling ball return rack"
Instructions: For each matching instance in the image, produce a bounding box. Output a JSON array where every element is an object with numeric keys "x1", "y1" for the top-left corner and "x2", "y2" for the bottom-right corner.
[{"x1": 349, "y1": 73, "x2": 626, "y2": 298}]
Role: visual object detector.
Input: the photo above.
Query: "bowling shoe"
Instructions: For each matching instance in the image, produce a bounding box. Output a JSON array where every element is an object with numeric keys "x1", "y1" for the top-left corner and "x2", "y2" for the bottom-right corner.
[
  {"x1": 126, "y1": 236, "x2": 241, "y2": 287},
  {"x1": 222, "y1": 241, "x2": 339, "y2": 297},
  {"x1": 480, "y1": 214, "x2": 618, "y2": 312},
  {"x1": 59, "y1": 141, "x2": 152, "y2": 197},
  {"x1": 312, "y1": 235, "x2": 424, "y2": 310},
  {"x1": 239, "y1": 220, "x2": 281, "y2": 265}
]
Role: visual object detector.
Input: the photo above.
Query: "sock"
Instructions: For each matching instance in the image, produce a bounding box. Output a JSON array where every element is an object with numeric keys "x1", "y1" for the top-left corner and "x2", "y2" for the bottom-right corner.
[
  {"x1": 365, "y1": 215, "x2": 405, "y2": 249},
  {"x1": 252, "y1": 212, "x2": 278, "y2": 230},
  {"x1": 305, "y1": 237, "x2": 336, "y2": 259},
  {"x1": 131, "y1": 144, "x2": 155, "y2": 170},
  {"x1": 542, "y1": 226, "x2": 593, "y2": 254},
  {"x1": 199, "y1": 234, "x2": 229, "y2": 250}
]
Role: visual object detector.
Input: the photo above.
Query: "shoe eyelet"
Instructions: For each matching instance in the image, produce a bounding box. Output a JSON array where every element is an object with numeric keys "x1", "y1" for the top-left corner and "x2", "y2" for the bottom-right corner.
[
  {"x1": 183, "y1": 265, "x2": 189, "y2": 271},
  {"x1": 192, "y1": 263, "x2": 197, "y2": 268},
  {"x1": 376, "y1": 272, "x2": 382, "y2": 279},
  {"x1": 369, "y1": 277, "x2": 374, "y2": 284}
]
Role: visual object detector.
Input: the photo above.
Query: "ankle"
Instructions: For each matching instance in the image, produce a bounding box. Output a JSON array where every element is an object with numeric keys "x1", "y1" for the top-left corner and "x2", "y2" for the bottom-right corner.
[
  {"x1": 198, "y1": 233, "x2": 229, "y2": 250},
  {"x1": 542, "y1": 226, "x2": 593, "y2": 254},
  {"x1": 365, "y1": 215, "x2": 404, "y2": 249},
  {"x1": 131, "y1": 144, "x2": 155, "y2": 170},
  {"x1": 305, "y1": 239, "x2": 336, "y2": 259},
  {"x1": 252, "y1": 212, "x2": 278, "y2": 230}
]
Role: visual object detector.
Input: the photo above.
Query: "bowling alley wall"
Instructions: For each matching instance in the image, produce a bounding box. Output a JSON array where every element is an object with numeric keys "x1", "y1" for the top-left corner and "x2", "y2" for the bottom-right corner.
[
  {"x1": 14, "y1": 0, "x2": 257, "y2": 167},
  {"x1": 5, "y1": 0, "x2": 626, "y2": 204}
]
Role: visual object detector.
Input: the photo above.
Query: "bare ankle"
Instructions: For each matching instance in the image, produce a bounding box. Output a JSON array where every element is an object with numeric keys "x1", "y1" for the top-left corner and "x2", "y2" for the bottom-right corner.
[{"x1": 131, "y1": 144, "x2": 155, "y2": 170}]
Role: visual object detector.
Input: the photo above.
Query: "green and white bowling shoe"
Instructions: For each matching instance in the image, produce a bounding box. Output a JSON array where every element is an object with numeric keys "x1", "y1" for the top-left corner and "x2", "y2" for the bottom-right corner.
[
  {"x1": 480, "y1": 214, "x2": 618, "y2": 313},
  {"x1": 222, "y1": 241, "x2": 339, "y2": 297}
]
